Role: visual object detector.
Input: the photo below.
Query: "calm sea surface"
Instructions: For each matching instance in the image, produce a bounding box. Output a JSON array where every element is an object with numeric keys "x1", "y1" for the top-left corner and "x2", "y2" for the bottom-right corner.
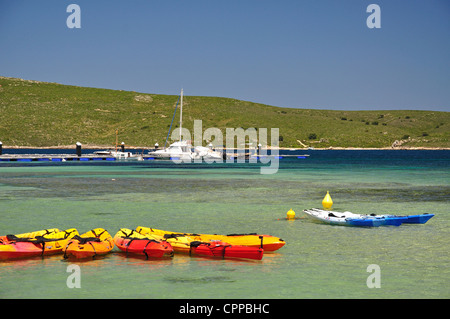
[{"x1": 0, "y1": 149, "x2": 448, "y2": 299}]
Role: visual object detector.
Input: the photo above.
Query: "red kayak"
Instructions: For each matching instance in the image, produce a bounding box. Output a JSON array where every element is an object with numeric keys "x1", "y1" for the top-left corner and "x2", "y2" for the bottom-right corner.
[
  {"x1": 189, "y1": 240, "x2": 264, "y2": 260},
  {"x1": 113, "y1": 229, "x2": 173, "y2": 258}
]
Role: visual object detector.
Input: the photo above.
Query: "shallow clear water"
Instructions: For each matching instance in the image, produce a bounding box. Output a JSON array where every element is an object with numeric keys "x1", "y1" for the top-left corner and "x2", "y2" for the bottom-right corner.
[{"x1": 0, "y1": 150, "x2": 449, "y2": 299}]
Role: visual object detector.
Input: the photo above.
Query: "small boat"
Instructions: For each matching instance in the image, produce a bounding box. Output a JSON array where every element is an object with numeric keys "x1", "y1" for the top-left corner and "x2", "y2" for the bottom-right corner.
[
  {"x1": 93, "y1": 150, "x2": 143, "y2": 161},
  {"x1": 188, "y1": 240, "x2": 264, "y2": 260},
  {"x1": 303, "y1": 208, "x2": 407, "y2": 227},
  {"x1": 136, "y1": 226, "x2": 285, "y2": 252},
  {"x1": 113, "y1": 228, "x2": 174, "y2": 258},
  {"x1": 63, "y1": 228, "x2": 114, "y2": 259},
  {"x1": 148, "y1": 141, "x2": 194, "y2": 161},
  {"x1": 0, "y1": 228, "x2": 79, "y2": 260},
  {"x1": 94, "y1": 130, "x2": 143, "y2": 161}
]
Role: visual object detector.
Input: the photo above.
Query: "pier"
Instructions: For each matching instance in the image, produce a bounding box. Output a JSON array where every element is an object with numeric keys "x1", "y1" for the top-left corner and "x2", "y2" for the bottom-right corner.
[
  {"x1": 0, "y1": 142, "x2": 309, "y2": 163},
  {"x1": 0, "y1": 154, "x2": 127, "y2": 162},
  {"x1": 0, "y1": 153, "x2": 309, "y2": 162}
]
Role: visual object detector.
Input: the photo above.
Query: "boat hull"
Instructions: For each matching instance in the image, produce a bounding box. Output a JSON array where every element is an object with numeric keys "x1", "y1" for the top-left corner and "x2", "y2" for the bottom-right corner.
[
  {"x1": 386, "y1": 213, "x2": 434, "y2": 224},
  {"x1": 189, "y1": 241, "x2": 263, "y2": 260},
  {"x1": 0, "y1": 242, "x2": 49, "y2": 260},
  {"x1": 346, "y1": 217, "x2": 405, "y2": 227},
  {"x1": 406, "y1": 214, "x2": 434, "y2": 224}
]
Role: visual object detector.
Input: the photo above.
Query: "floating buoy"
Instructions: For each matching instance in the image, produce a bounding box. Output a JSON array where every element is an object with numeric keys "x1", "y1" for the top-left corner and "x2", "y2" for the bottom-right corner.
[
  {"x1": 322, "y1": 191, "x2": 333, "y2": 210},
  {"x1": 286, "y1": 209, "x2": 296, "y2": 220}
]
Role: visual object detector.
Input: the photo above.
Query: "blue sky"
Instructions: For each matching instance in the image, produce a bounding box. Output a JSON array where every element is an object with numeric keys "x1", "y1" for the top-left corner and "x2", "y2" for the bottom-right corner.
[{"x1": 1, "y1": 0, "x2": 449, "y2": 111}]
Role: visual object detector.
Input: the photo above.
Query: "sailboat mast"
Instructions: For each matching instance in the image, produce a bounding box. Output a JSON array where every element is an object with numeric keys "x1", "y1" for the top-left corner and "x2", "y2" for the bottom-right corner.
[
  {"x1": 115, "y1": 129, "x2": 118, "y2": 152},
  {"x1": 179, "y1": 88, "x2": 183, "y2": 142}
]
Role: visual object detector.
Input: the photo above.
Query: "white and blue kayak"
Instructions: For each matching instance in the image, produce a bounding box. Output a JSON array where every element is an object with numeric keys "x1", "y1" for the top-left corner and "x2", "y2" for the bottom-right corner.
[{"x1": 303, "y1": 208, "x2": 415, "y2": 227}]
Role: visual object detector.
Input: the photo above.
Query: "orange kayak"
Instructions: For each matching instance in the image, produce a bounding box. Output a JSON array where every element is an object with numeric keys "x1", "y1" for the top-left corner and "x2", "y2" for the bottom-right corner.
[
  {"x1": 64, "y1": 228, "x2": 114, "y2": 259},
  {"x1": 0, "y1": 229, "x2": 78, "y2": 260}
]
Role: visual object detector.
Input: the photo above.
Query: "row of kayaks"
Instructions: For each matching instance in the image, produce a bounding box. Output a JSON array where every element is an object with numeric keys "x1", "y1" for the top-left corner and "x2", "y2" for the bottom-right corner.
[
  {"x1": 0, "y1": 226, "x2": 286, "y2": 261},
  {"x1": 303, "y1": 208, "x2": 435, "y2": 227}
]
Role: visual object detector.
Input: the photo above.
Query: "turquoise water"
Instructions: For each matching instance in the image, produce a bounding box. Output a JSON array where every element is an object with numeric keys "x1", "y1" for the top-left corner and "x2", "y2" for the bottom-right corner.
[{"x1": 0, "y1": 150, "x2": 449, "y2": 299}]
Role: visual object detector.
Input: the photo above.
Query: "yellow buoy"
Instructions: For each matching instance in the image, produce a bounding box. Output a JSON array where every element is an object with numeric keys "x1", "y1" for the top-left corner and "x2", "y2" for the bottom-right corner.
[
  {"x1": 322, "y1": 191, "x2": 333, "y2": 210},
  {"x1": 286, "y1": 209, "x2": 296, "y2": 220}
]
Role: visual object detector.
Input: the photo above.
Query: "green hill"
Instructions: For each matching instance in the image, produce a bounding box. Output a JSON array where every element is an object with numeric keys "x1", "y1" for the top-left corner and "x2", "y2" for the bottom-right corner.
[{"x1": 0, "y1": 76, "x2": 448, "y2": 149}]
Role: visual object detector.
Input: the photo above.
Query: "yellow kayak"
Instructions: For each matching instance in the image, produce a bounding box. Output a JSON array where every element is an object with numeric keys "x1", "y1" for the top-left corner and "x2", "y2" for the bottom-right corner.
[
  {"x1": 135, "y1": 226, "x2": 285, "y2": 252},
  {"x1": 0, "y1": 228, "x2": 60, "y2": 244},
  {"x1": 0, "y1": 228, "x2": 78, "y2": 260}
]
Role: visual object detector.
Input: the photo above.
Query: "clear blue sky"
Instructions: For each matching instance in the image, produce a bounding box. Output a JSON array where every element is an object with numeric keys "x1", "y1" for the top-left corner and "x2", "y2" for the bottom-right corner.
[{"x1": 1, "y1": 0, "x2": 449, "y2": 111}]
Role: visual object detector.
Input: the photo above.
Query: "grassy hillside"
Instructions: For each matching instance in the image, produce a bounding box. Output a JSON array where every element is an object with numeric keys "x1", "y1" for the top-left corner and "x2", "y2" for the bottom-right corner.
[{"x1": 0, "y1": 76, "x2": 448, "y2": 148}]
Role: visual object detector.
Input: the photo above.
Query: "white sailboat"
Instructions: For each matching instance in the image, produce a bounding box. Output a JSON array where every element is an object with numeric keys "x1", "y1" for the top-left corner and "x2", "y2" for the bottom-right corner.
[
  {"x1": 148, "y1": 89, "x2": 223, "y2": 162},
  {"x1": 148, "y1": 89, "x2": 194, "y2": 160}
]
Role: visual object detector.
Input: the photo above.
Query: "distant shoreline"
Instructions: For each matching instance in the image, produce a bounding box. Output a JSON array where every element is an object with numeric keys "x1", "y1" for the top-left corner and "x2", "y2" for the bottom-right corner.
[{"x1": 2, "y1": 145, "x2": 449, "y2": 151}]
